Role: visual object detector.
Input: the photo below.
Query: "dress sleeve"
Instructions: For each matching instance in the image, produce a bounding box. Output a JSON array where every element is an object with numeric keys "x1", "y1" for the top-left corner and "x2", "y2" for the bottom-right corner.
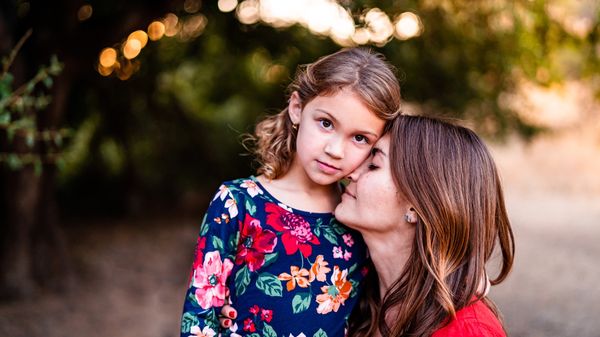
[{"x1": 180, "y1": 184, "x2": 243, "y2": 337}]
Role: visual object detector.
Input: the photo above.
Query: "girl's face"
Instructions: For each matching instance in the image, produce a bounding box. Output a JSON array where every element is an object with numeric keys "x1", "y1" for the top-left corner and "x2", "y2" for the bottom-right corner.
[
  {"x1": 288, "y1": 88, "x2": 385, "y2": 186},
  {"x1": 334, "y1": 134, "x2": 412, "y2": 234}
]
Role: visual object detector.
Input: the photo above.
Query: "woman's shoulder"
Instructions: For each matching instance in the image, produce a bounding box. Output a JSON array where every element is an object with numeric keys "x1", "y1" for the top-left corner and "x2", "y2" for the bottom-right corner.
[{"x1": 432, "y1": 300, "x2": 506, "y2": 337}]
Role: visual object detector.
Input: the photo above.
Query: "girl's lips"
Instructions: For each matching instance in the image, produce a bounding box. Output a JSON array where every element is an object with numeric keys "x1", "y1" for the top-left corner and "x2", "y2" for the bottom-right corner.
[{"x1": 316, "y1": 160, "x2": 340, "y2": 174}]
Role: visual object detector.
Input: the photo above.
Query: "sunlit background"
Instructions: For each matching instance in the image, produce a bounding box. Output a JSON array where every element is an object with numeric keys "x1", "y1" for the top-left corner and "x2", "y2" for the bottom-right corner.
[{"x1": 1, "y1": 0, "x2": 599, "y2": 336}]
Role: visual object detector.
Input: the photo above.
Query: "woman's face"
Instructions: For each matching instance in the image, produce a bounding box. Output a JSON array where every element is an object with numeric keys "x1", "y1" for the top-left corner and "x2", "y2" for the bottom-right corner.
[{"x1": 334, "y1": 134, "x2": 412, "y2": 234}]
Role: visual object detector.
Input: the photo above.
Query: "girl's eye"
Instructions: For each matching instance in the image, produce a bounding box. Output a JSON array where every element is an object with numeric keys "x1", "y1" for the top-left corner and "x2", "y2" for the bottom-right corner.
[
  {"x1": 368, "y1": 163, "x2": 379, "y2": 171},
  {"x1": 320, "y1": 119, "x2": 333, "y2": 129},
  {"x1": 354, "y1": 135, "x2": 369, "y2": 144}
]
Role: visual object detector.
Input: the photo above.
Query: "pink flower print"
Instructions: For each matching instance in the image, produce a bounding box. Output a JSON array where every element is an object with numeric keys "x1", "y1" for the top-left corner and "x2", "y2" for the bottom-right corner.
[
  {"x1": 343, "y1": 249, "x2": 352, "y2": 261},
  {"x1": 227, "y1": 323, "x2": 242, "y2": 337},
  {"x1": 243, "y1": 318, "x2": 256, "y2": 332},
  {"x1": 342, "y1": 233, "x2": 354, "y2": 247},
  {"x1": 249, "y1": 304, "x2": 260, "y2": 315},
  {"x1": 333, "y1": 246, "x2": 343, "y2": 259},
  {"x1": 192, "y1": 251, "x2": 233, "y2": 309},
  {"x1": 189, "y1": 326, "x2": 216, "y2": 337},
  {"x1": 260, "y1": 308, "x2": 273, "y2": 322},
  {"x1": 240, "y1": 179, "x2": 263, "y2": 198}
]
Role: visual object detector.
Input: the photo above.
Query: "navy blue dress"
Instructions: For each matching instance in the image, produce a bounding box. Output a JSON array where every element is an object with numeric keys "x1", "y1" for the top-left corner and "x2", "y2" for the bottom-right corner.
[{"x1": 180, "y1": 176, "x2": 368, "y2": 337}]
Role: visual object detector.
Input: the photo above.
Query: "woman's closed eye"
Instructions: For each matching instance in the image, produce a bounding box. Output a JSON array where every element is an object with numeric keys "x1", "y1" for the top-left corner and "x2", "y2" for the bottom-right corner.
[{"x1": 368, "y1": 163, "x2": 379, "y2": 170}]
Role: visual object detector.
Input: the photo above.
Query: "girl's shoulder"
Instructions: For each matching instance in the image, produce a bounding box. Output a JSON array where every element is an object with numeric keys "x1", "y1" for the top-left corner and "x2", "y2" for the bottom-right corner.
[{"x1": 432, "y1": 300, "x2": 506, "y2": 337}]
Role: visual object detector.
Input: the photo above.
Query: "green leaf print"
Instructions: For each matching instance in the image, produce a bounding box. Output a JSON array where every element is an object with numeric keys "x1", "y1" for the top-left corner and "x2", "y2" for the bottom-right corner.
[
  {"x1": 313, "y1": 226, "x2": 321, "y2": 237},
  {"x1": 228, "y1": 231, "x2": 240, "y2": 253},
  {"x1": 348, "y1": 263, "x2": 357, "y2": 275},
  {"x1": 332, "y1": 223, "x2": 346, "y2": 235},
  {"x1": 245, "y1": 199, "x2": 257, "y2": 215},
  {"x1": 203, "y1": 309, "x2": 218, "y2": 329},
  {"x1": 212, "y1": 236, "x2": 224, "y2": 252},
  {"x1": 262, "y1": 323, "x2": 277, "y2": 337},
  {"x1": 256, "y1": 272, "x2": 283, "y2": 297},
  {"x1": 247, "y1": 334, "x2": 261, "y2": 337},
  {"x1": 322, "y1": 226, "x2": 339, "y2": 245},
  {"x1": 313, "y1": 328, "x2": 328, "y2": 337},
  {"x1": 181, "y1": 312, "x2": 199, "y2": 333},
  {"x1": 262, "y1": 252, "x2": 278, "y2": 268},
  {"x1": 188, "y1": 292, "x2": 200, "y2": 307},
  {"x1": 200, "y1": 218, "x2": 209, "y2": 236},
  {"x1": 235, "y1": 265, "x2": 251, "y2": 296},
  {"x1": 291, "y1": 292, "x2": 312, "y2": 313}
]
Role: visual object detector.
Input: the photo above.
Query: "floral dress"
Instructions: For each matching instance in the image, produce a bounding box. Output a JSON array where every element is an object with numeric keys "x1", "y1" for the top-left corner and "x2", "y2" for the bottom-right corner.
[{"x1": 180, "y1": 176, "x2": 368, "y2": 337}]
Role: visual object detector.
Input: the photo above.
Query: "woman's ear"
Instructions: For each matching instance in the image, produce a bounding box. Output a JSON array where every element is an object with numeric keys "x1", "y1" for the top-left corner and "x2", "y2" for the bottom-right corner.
[
  {"x1": 288, "y1": 91, "x2": 303, "y2": 125},
  {"x1": 404, "y1": 207, "x2": 418, "y2": 224}
]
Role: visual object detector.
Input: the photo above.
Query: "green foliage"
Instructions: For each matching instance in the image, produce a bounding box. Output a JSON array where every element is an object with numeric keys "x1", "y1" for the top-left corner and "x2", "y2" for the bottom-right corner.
[{"x1": 0, "y1": 31, "x2": 65, "y2": 173}]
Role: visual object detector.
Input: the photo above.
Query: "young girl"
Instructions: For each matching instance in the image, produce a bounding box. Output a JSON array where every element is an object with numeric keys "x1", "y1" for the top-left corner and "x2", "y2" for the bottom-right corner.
[{"x1": 180, "y1": 48, "x2": 402, "y2": 337}]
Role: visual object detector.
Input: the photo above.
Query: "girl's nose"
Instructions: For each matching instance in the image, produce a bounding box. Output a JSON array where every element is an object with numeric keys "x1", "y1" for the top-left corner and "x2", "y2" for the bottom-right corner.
[{"x1": 324, "y1": 136, "x2": 344, "y2": 159}]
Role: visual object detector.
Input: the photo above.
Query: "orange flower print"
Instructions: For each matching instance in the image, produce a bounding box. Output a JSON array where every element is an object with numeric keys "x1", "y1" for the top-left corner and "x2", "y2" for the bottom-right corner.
[
  {"x1": 278, "y1": 266, "x2": 310, "y2": 291},
  {"x1": 315, "y1": 266, "x2": 352, "y2": 314},
  {"x1": 309, "y1": 254, "x2": 331, "y2": 282}
]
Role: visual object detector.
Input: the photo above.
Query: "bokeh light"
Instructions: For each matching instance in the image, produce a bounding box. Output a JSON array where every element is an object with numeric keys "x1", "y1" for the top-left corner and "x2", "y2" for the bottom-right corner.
[
  {"x1": 164, "y1": 13, "x2": 180, "y2": 37},
  {"x1": 128, "y1": 30, "x2": 148, "y2": 48},
  {"x1": 99, "y1": 48, "x2": 117, "y2": 68},
  {"x1": 394, "y1": 12, "x2": 423, "y2": 40},
  {"x1": 147, "y1": 21, "x2": 166, "y2": 41},
  {"x1": 218, "y1": 0, "x2": 238, "y2": 13},
  {"x1": 77, "y1": 4, "x2": 93, "y2": 21},
  {"x1": 123, "y1": 39, "x2": 142, "y2": 59},
  {"x1": 184, "y1": 0, "x2": 202, "y2": 14},
  {"x1": 237, "y1": 0, "x2": 260, "y2": 25}
]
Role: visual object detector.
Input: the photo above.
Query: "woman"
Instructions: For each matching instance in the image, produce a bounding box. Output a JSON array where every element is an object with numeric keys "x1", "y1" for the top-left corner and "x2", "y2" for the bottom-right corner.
[{"x1": 335, "y1": 115, "x2": 514, "y2": 336}]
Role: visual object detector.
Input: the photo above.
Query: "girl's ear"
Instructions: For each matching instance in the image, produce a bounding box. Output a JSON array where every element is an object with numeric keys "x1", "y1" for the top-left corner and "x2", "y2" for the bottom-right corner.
[{"x1": 288, "y1": 91, "x2": 303, "y2": 124}]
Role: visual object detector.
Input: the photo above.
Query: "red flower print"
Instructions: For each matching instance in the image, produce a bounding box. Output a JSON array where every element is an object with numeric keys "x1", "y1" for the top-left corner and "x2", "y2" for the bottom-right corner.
[
  {"x1": 236, "y1": 214, "x2": 278, "y2": 272},
  {"x1": 260, "y1": 308, "x2": 273, "y2": 322},
  {"x1": 249, "y1": 304, "x2": 260, "y2": 315},
  {"x1": 193, "y1": 236, "x2": 207, "y2": 270},
  {"x1": 243, "y1": 318, "x2": 256, "y2": 332},
  {"x1": 265, "y1": 203, "x2": 320, "y2": 257}
]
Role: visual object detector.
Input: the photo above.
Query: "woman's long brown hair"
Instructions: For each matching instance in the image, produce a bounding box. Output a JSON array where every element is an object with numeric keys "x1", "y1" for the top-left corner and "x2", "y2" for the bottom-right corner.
[{"x1": 348, "y1": 115, "x2": 515, "y2": 336}]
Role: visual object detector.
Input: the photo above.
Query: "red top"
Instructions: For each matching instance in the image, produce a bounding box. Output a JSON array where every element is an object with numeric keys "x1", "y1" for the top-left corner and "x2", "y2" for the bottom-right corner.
[{"x1": 432, "y1": 300, "x2": 506, "y2": 337}]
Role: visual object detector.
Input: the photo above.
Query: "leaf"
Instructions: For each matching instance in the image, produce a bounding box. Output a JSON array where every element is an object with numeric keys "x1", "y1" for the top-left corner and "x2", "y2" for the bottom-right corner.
[
  {"x1": 200, "y1": 217, "x2": 209, "y2": 236},
  {"x1": 322, "y1": 226, "x2": 339, "y2": 245},
  {"x1": 348, "y1": 263, "x2": 357, "y2": 275},
  {"x1": 25, "y1": 132, "x2": 35, "y2": 148},
  {"x1": 235, "y1": 265, "x2": 251, "y2": 297},
  {"x1": 245, "y1": 199, "x2": 257, "y2": 215},
  {"x1": 7, "y1": 154, "x2": 22, "y2": 170},
  {"x1": 291, "y1": 292, "x2": 311, "y2": 313},
  {"x1": 180, "y1": 312, "x2": 199, "y2": 333},
  {"x1": 212, "y1": 236, "x2": 224, "y2": 252},
  {"x1": 34, "y1": 159, "x2": 42, "y2": 177},
  {"x1": 255, "y1": 272, "x2": 282, "y2": 297},
  {"x1": 313, "y1": 328, "x2": 328, "y2": 337},
  {"x1": 43, "y1": 76, "x2": 53, "y2": 89},
  {"x1": 54, "y1": 134, "x2": 63, "y2": 147},
  {"x1": 262, "y1": 323, "x2": 277, "y2": 337},
  {"x1": 0, "y1": 112, "x2": 10, "y2": 125},
  {"x1": 228, "y1": 231, "x2": 240, "y2": 253},
  {"x1": 262, "y1": 252, "x2": 278, "y2": 268}
]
